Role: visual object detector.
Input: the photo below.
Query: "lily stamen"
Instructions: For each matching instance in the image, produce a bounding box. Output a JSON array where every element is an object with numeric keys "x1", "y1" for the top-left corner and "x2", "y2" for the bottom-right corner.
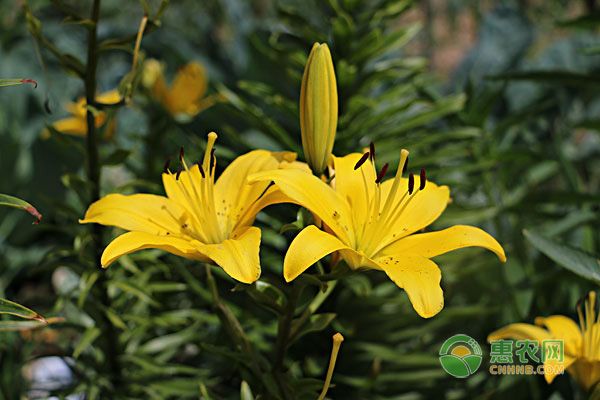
[
  {"x1": 408, "y1": 173, "x2": 415, "y2": 195},
  {"x1": 354, "y1": 152, "x2": 370, "y2": 170},
  {"x1": 375, "y1": 163, "x2": 388, "y2": 184},
  {"x1": 420, "y1": 168, "x2": 427, "y2": 190},
  {"x1": 163, "y1": 158, "x2": 171, "y2": 173}
]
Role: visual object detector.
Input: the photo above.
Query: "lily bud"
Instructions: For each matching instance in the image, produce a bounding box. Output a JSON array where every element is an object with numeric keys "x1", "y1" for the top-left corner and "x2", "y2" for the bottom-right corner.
[{"x1": 300, "y1": 43, "x2": 338, "y2": 174}]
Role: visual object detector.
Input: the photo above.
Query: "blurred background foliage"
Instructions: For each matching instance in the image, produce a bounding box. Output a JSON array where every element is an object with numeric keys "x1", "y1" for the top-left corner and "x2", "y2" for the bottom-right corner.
[{"x1": 0, "y1": 0, "x2": 598, "y2": 399}]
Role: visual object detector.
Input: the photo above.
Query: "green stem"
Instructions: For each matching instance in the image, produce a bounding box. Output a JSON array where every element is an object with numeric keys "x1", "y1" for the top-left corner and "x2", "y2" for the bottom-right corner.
[
  {"x1": 204, "y1": 265, "x2": 262, "y2": 378},
  {"x1": 83, "y1": 0, "x2": 122, "y2": 390},
  {"x1": 274, "y1": 283, "x2": 300, "y2": 372}
]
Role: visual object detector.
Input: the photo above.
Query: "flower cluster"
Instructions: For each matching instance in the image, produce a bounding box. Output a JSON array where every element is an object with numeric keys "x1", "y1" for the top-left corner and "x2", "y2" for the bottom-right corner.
[{"x1": 81, "y1": 43, "x2": 505, "y2": 319}]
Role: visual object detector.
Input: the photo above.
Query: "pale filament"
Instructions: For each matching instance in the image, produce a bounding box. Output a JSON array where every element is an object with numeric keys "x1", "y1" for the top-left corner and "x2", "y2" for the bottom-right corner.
[
  {"x1": 354, "y1": 148, "x2": 425, "y2": 256},
  {"x1": 166, "y1": 132, "x2": 225, "y2": 244}
]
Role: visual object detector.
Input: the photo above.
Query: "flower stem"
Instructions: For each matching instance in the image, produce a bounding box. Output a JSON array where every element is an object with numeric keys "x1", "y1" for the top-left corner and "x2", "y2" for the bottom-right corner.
[
  {"x1": 274, "y1": 283, "x2": 300, "y2": 372},
  {"x1": 204, "y1": 265, "x2": 263, "y2": 379},
  {"x1": 83, "y1": 0, "x2": 122, "y2": 390}
]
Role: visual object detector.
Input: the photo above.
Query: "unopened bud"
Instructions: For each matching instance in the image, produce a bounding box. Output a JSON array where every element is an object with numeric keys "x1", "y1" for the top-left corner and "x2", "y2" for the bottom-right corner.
[{"x1": 300, "y1": 43, "x2": 338, "y2": 175}]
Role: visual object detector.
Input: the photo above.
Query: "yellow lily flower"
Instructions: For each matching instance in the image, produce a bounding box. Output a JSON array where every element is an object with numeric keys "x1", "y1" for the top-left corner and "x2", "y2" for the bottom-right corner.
[
  {"x1": 45, "y1": 90, "x2": 121, "y2": 138},
  {"x1": 143, "y1": 59, "x2": 214, "y2": 120},
  {"x1": 250, "y1": 149, "x2": 506, "y2": 317},
  {"x1": 489, "y1": 291, "x2": 600, "y2": 391},
  {"x1": 80, "y1": 132, "x2": 305, "y2": 283},
  {"x1": 299, "y1": 43, "x2": 337, "y2": 174}
]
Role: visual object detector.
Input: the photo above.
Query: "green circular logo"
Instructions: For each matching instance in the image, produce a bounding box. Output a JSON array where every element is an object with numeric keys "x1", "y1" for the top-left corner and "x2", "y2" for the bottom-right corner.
[{"x1": 438, "y1": 334, "x2": 482, "y2": 378}]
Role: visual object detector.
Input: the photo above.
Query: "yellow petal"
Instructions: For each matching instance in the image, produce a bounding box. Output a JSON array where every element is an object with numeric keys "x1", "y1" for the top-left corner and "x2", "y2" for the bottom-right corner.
[
  {"x1": 161, "y1": 164, "x2": 204, "y2": 224},
  {"x1": 66, "y1": 98, "x2": 87, "y2": 118},
  {"x1": 376, "y1": 176, "x2": 450, "y2": 248},
  {"x1": 488, "y1": 321, "x2": 577, "y2": 384},
  {"x1": 488, "y1": 323, "x2": 553, "y2": 343},
  {"x1": 568, "y1": 358, "x2": 600, "y2": 391},
  {"x1": 142, "y1": 59, "x2": 168, "y2": 99},
  {"x1": 96, "y1": 89, "x2": 122, "y2": 105},
  {"x1": 197, "y1": 226, "x2": 261, "y2": 284},
  {"x1": 380, "y1": 225, "x2": 506, "y2": 262},
  {"x1": 284, "y1": 225, "x2": 351, "y2": 282},
  {"x1": 50, "y1": 117, "x2": 88, "y2": 137},
  {"x1": 331, "y1": 153, "x2": 376, "y2": 224},
  {"x1": 374, "y1": 254, "x2": 444, "y2": 318},
  {"x1": 544, "y1": 355, "x2": 576, "y2": 384},
  {"x1": 215, "y1": 150, "x2": 295, "y2": 229},
  {"x1": 535, "y1": 315, "x2": 582, "y2": 357},
  {"x1": 165, "y1": 62, "x2": 207, "y2": 116},
  {"x1": 101, "y1": 231, "x2": 205, "y2": 267},
  {"x1": 237, "y1": 185, "x2": 297, "y2": 228},
  {"x1": 249, "y1": 168, "x2": 353, "y2": 245},
  {"x1": 80, "y1": 193, "x2": 190, "y2": 236}
]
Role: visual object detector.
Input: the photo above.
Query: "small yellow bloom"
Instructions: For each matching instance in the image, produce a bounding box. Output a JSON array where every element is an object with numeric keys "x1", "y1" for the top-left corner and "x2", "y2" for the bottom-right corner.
[
  {"x1": 489, "y1": 292, "x2": 600, "y2": 391},
  {"x1": 143, "y1": 59, "x2": 214, "y2": 120},
  {"x1": 80, "y1": 132, "x2": 306, "y2": 283},
  {"x1": 45, "y1": 90, "x2": 121, "y2": 138},
  {"x1": 250, "y1": 149, "x2": 505, "y2": 318},
  {"x1": 299, "y1": 43, "x2": 338, "y2": 174}
]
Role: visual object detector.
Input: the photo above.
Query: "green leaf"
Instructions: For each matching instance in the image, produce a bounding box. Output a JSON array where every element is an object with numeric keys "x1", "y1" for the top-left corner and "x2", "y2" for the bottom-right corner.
[
  {"x1": 0, "y1": 78, "x2": 37, "y2": 88},
  {"x1": 0, "y1": 193, "x2": 42, "y2": 223},
  {"x1": 0, "y1": 319, "x2": 47, "y2": 331},
  {"x1": 523, "y1": 230, "x2": 600, "y2": 285},
  {"x1": 102, "y1": 149, "x2": 131, "y2": 165},
  {"x1": 489, "y1": 70, "x2": 600, "y2": 88},
  {"x1": 289, "y1": 313, "x2": 337, "y2": 344},
  {"x1": 0, "y1": 298, "x2": 44, "y2": 321},
  {"x1": 73, "y1": 327, "x2": 101, "y2": 358}
]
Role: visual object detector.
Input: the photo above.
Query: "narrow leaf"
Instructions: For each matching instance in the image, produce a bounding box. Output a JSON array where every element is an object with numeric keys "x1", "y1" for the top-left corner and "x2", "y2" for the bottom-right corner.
[
  {"x1": 0, "y1": 298, "x2": 44, "y2": 321},
  {"x1": 524, "y1": 230, "x2": 600, "y2": 285},
  {"x1": 0, "y1": 78, "x2": 37, "y2": 88},
  {"x1": 0, "y1": 193, "x2": 42, "y2": 223}
]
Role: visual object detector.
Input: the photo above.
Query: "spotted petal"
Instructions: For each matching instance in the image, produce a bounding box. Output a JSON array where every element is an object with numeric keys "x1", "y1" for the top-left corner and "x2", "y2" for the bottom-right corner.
[
  {"x1": 101, "y1": 231, "x2": 205, "y2": 267},
  {"x1": 249, "y1": 168, "x2": 353, "y2": 245},
  {"x1": 379, "y1": 225, "x2": 506, "y2": 262},
  {"x1": 80, "y1": 193, "x2": 190, "y2": 236},
  {"x1": 331, "y1": 153, "x2": 376, "y2": 226},
  {"x1": 284, "y1": 225, "x2": 352, "y2": 282},
  {"x1": 197, "y1": 226, "x2": 261, "y2": 284},
  {"x1": 374, "y1": 254, "x2": 444, "y2": 318}
]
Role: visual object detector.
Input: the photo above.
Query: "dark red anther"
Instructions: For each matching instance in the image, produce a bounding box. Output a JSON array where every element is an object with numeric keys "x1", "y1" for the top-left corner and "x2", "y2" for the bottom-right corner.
[
  {"x1": 402, "y1": 157, "x2": 409, "y2": 174},
  {"x1": 369, "y1": 142, "x2": 375, "y2": 161},
  {"x1": 354, "y1": 152, "x2": 370, "y2": 170},
  {"x1": 179, "y1": 146, "x2": 185, "y2": 161},
  {"x1": 419, "y1": 168, "x2": 426, "y2": 190},
  {"x1": 408, "y1": 173, "x2": 415, "y2": 194},
  {"x1": 163, "y1": 158, "x2": 171, "y2": 173},
  {"x1": 21, "y1": 79, "x2": 38, "y2": 88},
  {"x1": 197, "y1": 162, "x2": 205, "y2": 178},
  {"x1": 375, "y1": 163, "x2": 389, "y2": 184},
  {"x1": 176, "y1": 169, "x2": 182, "y2": 180}
]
